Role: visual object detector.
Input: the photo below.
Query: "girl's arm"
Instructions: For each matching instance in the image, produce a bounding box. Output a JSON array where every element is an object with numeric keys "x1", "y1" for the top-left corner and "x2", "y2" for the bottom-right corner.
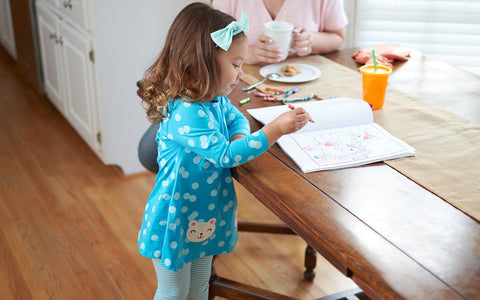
[
  {"x1": 168, "y1": 102, "x2": 310, "y2": 167},
  {"x1": 223, "y1": 97, "x2": 310, "y2": 145},
  {"x1": 261, "y1": 107, "x2": 310, "y2": 146},
  {"x1": 222, "y1": 97, "x2": 251, "y2": 139},
  {"x1": 230, "y1": 133, "x2": 245, "y2": 142},
  {"x1": 167, "y1": 102, "x2": 268, "y2": 168}
]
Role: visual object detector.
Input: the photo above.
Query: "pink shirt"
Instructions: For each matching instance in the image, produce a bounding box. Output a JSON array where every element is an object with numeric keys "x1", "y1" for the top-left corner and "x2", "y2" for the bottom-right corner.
[{"x1": 212, "y1": 0, "x2": 348, "y2": 46}]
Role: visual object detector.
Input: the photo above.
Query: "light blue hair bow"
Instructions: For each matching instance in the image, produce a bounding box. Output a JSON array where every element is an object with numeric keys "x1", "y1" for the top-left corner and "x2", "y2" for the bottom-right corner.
[{"x1": 210, "y1": 11, "x2": 249, "y2": 51}]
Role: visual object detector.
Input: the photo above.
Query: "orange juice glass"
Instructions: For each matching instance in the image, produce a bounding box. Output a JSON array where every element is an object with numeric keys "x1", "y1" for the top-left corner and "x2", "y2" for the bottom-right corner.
[{"x1": 360, "y1": 65, "x2": 392, "y2": 110}]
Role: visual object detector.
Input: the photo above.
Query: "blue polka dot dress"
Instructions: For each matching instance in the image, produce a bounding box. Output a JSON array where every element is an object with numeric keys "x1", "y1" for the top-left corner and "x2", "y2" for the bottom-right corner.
[{"x1": 138, "y1": 96, "x2": 269, "y2": 271}]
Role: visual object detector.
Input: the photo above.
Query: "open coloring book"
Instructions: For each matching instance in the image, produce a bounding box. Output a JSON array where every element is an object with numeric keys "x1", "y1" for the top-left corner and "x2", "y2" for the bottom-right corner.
[{"x1": 247, "y1": 98, "x2": 416, "y2": 173}]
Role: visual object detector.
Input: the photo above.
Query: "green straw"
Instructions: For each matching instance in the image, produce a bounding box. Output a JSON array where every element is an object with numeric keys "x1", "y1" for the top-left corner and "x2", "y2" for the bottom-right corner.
[{"x1": 372, "y1": 49, "x2": 378, "y2": 71}]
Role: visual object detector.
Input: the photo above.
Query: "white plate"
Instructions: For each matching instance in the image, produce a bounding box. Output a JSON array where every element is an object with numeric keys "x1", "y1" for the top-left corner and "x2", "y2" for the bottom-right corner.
[{"x1": 259, "y1": 63, "x2": 322, "y2": 83}]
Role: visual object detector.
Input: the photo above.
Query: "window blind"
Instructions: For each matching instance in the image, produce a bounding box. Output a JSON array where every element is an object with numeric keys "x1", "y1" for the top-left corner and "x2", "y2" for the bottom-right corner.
[{"x1": 352, "y1": 0, "x2": 480, "y2": 76}]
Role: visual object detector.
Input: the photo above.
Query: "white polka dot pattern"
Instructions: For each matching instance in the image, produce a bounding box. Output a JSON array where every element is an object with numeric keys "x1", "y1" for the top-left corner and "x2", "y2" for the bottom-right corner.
[{"x1": 138, "y1": 96, "x2": 267, "y2": 271}]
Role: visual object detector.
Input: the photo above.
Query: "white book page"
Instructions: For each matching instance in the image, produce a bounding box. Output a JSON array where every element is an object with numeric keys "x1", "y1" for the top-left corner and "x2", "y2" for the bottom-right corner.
[
  {"x1": 247, "y1": 98, "x2": 373, "y2": 131},
  {"x1": 278, "y1": 123, "x2": 415, "y2": 173},
  {"x1": 247, "y1": 97, "x2": 415, "y2": 173}
]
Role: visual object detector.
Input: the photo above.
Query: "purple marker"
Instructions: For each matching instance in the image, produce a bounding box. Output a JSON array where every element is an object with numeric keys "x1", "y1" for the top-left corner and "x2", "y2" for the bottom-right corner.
[{"x1": 285, "y1": 86, "x2": 300, "y2": 97}]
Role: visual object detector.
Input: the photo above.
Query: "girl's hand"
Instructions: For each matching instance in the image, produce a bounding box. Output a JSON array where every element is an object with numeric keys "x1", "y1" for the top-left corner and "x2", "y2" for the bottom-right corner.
[
  {"x1": 262, "y1": 107, "x2": 311, "y2": 146},
  {"x1": 246, "y1": 35, "x2": 283, "y2": 65},
  {"x1": 274, "y1": 107, "x2": 310, "y2": 134},
  {"x1": 292, "y1": 27, "x2": 312, "y2": 57}
]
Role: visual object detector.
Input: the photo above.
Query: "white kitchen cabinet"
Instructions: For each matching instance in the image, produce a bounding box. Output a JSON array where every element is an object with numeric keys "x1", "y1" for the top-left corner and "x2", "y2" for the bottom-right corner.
[
  {"x1": 58, "y1": 17, "x2": 98, "y2": 152},
  {"x1": 43, "y1": 0, "x2": 59, "y2": 8},
  {"x1": 0, "y1": 0, "x2": 17, "y2": 59},
  {"x1": 36, "y1": 0, "x2": 99, "y2": 152},
  {"x1": 36, "y1": 3, "x2": 65, "y2": 113}
]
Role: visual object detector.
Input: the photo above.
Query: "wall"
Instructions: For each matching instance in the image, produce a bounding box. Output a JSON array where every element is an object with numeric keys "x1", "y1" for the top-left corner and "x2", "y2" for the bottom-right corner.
[
  {"x1": 342, "y1": 0, "x2": 356, "y2": 49},
  {"x1": 90, "y1": 0, "x2": 203, "y2": 174}
]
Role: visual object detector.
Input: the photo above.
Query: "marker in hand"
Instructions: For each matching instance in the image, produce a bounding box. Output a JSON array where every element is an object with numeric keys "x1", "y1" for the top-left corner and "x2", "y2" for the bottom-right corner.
[{"x1": 288, "y1": 104, "x2": 315, "y2": 123}]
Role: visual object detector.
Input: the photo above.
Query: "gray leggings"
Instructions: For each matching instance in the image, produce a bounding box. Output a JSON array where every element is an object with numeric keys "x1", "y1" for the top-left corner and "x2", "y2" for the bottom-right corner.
[{"x1": 152, "y1": 256, "x2": 213, "y2": 300}]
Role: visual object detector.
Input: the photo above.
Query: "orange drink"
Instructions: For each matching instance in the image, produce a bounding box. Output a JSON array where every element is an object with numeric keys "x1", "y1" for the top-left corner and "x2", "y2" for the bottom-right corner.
[{"x1": 360, "y1": 65, "x2": 392, "y2": 110}]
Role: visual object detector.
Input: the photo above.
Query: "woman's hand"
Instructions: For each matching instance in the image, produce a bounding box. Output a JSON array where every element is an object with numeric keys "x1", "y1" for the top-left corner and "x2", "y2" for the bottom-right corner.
[
  {"x1": 246, "y1": 26, "x2": 346, "y2": 64},
  {"x1": 246, "y1": 34, "x2": 284, "y2": 65},
  {"x1": 261, "y1": 107, "x2": 311, "y2": 146},
  {"x1": 293, "y1": 27, "x2": 346, "y2": 55},
  {"x1": 292, "y1": 27, "x2": 313, "y2": 57}
]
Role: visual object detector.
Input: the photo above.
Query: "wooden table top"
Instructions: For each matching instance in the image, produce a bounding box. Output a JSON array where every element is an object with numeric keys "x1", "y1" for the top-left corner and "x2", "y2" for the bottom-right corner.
[
  {"x1": 324, "y1": 48, "x2": 480, "y2": 124},
  {"x1": 230, "y1": 48, "x2": 480, "y2": 300}
]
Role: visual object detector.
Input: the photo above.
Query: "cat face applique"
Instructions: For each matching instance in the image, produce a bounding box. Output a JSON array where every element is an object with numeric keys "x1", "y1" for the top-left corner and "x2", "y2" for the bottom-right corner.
[{"x1": 186, "y1": 218, "x2": 216, "y2": 242}]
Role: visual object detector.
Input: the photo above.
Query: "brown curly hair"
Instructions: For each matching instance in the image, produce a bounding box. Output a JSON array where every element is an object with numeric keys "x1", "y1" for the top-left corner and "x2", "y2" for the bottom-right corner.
[{"x1": 138, "y1": 2, "x2": 245, "y2": 123}]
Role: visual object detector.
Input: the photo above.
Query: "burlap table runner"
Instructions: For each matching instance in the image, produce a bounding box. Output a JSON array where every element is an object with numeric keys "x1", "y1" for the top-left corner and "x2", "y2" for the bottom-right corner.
[{"x1": 241, "y1": 55, "x2": 480, "y2": 223}]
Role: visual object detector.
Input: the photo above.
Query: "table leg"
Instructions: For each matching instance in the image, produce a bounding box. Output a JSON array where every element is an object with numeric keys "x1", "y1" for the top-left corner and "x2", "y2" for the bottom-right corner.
[{"x1": 304, "y1": 245, "x2": 317, "y2": 281}]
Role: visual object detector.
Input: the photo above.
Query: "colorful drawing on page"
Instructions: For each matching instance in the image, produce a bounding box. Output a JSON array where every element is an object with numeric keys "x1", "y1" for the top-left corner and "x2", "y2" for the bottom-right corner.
[{"x1": 292, "y1": 124, "x2": 403, "y2": 164}]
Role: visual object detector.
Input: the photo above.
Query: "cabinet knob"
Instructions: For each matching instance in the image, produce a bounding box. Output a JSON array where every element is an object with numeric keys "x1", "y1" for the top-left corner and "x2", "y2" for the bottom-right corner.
[
  {"x1": 49, "y1": 32, "x2": 57, "y2": 40},
  {"x1": 56, "y1": 37, "x2": 64, "y2": 46},
  {"x1": 63, "y1": 0, "x2": 73, "y2": 9}
]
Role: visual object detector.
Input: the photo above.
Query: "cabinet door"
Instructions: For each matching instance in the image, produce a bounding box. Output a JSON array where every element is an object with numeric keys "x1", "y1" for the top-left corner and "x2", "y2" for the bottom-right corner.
[
  {"x1": 0, "y1": 0, "x2": 17, "y2": 59},
  {"x1": 44, "y1": 0, "x2": 60, "y2": 8},
  {"x1": 59, "y1": 0, "x2": 91, "y2": 31},
  {"x1": 58, "y1": 20, "x2": 99, "y2": 152},
  {"x1": 36, "y1": 2, "x2": 65, "y2": 113}
]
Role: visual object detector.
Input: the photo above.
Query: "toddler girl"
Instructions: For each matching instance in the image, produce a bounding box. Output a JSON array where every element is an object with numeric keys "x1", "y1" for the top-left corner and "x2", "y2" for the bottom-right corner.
[{"x1": 137, "y1": 3, "x2": 310, "y2": 299}]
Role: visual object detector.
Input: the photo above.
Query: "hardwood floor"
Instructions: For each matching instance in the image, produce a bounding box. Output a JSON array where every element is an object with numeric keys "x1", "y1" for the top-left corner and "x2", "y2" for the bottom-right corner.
[{"x1": 0, "y1": 47, "x2": 357, "y2": 299}]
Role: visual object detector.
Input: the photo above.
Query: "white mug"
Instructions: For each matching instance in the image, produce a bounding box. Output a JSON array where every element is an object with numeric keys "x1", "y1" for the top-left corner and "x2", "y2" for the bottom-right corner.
[{"x1": 264, "y1": 21, "x2": 294, "y2": 61}]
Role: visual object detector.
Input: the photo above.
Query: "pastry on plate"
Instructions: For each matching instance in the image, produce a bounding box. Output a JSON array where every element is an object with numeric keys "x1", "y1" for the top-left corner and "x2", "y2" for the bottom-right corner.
[{"x1": 280, "y1": 64, "x2": 301, "y2": 76}]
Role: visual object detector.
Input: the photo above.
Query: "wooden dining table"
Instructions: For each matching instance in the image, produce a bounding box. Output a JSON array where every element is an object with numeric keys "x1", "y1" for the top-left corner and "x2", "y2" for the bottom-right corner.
[{"x1": 209, "y1": 48, "x2": 480, "y2": 300}]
